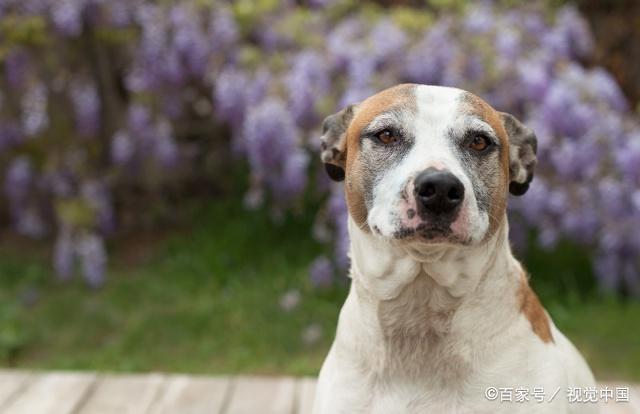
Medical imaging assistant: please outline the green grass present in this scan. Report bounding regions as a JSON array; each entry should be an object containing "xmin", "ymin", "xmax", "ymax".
[
  {"xmin": 0, "ymin": 198, "xmax": 346, "ymax": 375},
  {"xmin": 548, "ymin": 299, "xmax": 640, "ymax": 381},
  {"xmin": 0, "ymin": 197, "xmax": 638, "ymax": 380},
  {"xmin": 521, "ymin": 240, "xmax": 640, "ymax": 380}
]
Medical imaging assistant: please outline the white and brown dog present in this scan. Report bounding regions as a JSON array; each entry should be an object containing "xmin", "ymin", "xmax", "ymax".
[{"xmin": 313, "ymin": 84, "xmax": 596, "ymax": 414}]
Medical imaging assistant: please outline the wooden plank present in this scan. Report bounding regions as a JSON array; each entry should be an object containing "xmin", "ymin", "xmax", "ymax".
[
  {"xmin": 149, "ymin": 375, "xmax": 230, "ymax": 414},
  {"xmin": 599, "ymin": 401, "xmax": 637, "ymax": 414},
  {"xmin": 597, "ymin": 383, "xmax": 639, "ymax": 414},
  {"xmin": 296, "ymin": 377, "xmax": 316, "ymax": 414},
  {"xmin": 225, "ymin": 376, "xmax": 296, "ymax": 414},
  {"xmin": 76, "ymin": 373, "xmax": 165, "ymax": 414},
  {"xmin": 630, "ymin": 385, "xmax": 640, "ymax": 413},
  {"xmin": 0, "ymin": 370, "xmax": 30, "ymax": 409},
  {"xmin": 3, "ymin": 371, "xmax": 96, "ymax": 414},
  {"xmin": 0, "ymin": 370, "xmax": 634, "ymax": 414}
]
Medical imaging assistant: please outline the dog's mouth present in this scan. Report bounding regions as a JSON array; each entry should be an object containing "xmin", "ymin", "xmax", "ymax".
[
  {"xmin": 368, "ymin": 196, "xmax": 475, "ymax": 245},
  {"xmin": 391, "ymin": 223, "xmax": 469, "ymax": 245}
]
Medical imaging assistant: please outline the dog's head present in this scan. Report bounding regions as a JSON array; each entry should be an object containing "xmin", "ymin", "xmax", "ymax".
[{"xmin": 320, "ymin": 84, "xmax": 537, "ymax": 247}]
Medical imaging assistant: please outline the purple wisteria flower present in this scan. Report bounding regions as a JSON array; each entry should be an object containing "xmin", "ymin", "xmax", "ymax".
[
  {"xmin": 615, "ymin": 133, "xmax": 640, "ymax": 183},
  {"xmin": 6, "ymin": 164, "xmax": 51, "ymax": 236},
  {"xmin": 151, "ymin": 119, "xmax": 179, "ymax": 168},
  {"xmin": 243, "ymin": 98, "xmax": 307, "ymax": 204},
  {"xmin": 404, "ymin": 20, "xmax": 458, "ymax": 86},
  {"xmin": 214, "ymin": 67, "xmax": 250, "ymax": 128},
  {"xmin": 309, "ymin": 256, "xmax": 333, "ymax": 288},
  {"xmin": 70, "ymin": 80, "xmax": 100, "ymax": 137},
  {"xmin": 587, "ymin": 68, "xmax": 628, "ymax": 112},
  {"xmin": 76, "ymin": 232, "xmax": 107, "ymax": 288},
  {"xmin": 370, "ymin": 18, "xmax": 407, "ymax": 65},
  {"xmin": 210, "ymin": 7, "xmax": 238, "ymax": 53},
  {"xmin": 81, "ymin": 179, "xmax": 115, "ymax": 234},
  {"xmin": 21, "ymin": 82, "xmax": 48, "ymax": 136},
  {"xmin": 106, "ymin": 0, "xmax": 136, "ymax": 27},
  {"xmin": 464, "ymin": 2, "xmax": 494, "ymax": 34},
  {"xmin": 286, "ymin": 51, "xmax": 331, "ymax": 126},
  {"xmin": 4, "ymin": 49, "xmax": 30, "ymax": 89},
  {"xmin": 15, "ymin": 207, "xmax": 46, "ymax": 238},
  {"xmin": 327, "ymin": 18, "xmax": 365, "ymax": 70},
  {"xmin": 54, "ymin": 227, "xmax": 75, "ymax": 280},
  {"xmin": 517, "ymin": 58, "xmax": 550, "ymax": 102},
  {"xmin": 555, "ymin": 5, "xmax": 593, "ymax": 59},
  {"xmin": 4, "ymin": 156, "xmax": 32, "ymax": 210},
  {"xmin": 1, "ymin": 1, "xmax": 638, "ymax": 294},
  {"xmin": 170, "ymin": 4, "xmax": 210, "ymax": 77},
  {"xmin": 111, "ymin": 130, "xmax": 136, "ymax": 165},
  {"xmin": 51, "ymin": 0, "xmax": 85, "ymax": 36},
  {"xmin": 0, "ymin": 122, "xmax": 23, "ymax": 154}
]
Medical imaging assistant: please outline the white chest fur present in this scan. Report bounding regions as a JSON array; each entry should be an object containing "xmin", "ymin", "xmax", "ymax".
[{"xmin": 313, "ymin": 217, "xmax": 596, "ymax": 414}]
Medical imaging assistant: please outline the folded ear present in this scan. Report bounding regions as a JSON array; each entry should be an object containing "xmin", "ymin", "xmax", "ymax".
[
  {"xmin": 501, "ymin": 112, "xmax": 538, "ymax": 196},
  {"xmin": 320, "ymin": 104, "xmax": 357, "ymax": 181}
]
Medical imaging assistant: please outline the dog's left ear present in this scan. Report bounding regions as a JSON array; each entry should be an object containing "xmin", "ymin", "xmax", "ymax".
[
  {"xmin": 319, "ymin": 104, "xmax": 358, "ymax": 182},
  {"xmin": 500, "ymin": 112, "xmax": 538, "ymax": 196}
]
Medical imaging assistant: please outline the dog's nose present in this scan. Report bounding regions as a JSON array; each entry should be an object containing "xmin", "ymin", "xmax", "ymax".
[{"xmin": 414, "ymin": 169, "xmax": 464, "ymax": 215}]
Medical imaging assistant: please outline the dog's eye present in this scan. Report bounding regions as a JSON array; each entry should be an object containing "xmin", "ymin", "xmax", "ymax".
[
  {"xmin": 376, "ymin": 129, "xmax": 400, "ymax": 145},
  {"xmin": 469, "ymin": 134, "xmax": 491, "ymax": 152}
]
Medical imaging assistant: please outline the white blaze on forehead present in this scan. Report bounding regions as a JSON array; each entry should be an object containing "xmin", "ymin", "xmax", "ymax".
[
  {"xmin": 412, "ymin": 85, "xmax": 465, "ymax": 171},
  {"xmin": 414, "ymin": 85, "xmax": 464, "ymax": 133},
  {"xmin": 413, "ymin": 85, "xmax": 500, "ymax": 150}
]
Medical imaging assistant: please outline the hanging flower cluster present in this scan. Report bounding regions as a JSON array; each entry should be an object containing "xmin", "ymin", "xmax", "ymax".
[{"xmin": 0, "ymin": 1, "xmax": 638, "ymax": 294}]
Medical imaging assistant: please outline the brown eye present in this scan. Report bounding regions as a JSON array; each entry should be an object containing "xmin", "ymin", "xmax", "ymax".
[
  {"xmin": 377, "ymin": 129, "xmax": 399, "ymax": 145},
  {"xmin": 469, "ymin": 134, "xmax": 491, "ymax": 152}
]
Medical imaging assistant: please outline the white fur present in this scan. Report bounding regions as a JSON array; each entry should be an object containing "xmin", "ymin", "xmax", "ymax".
[
  {"xmin": 313, "ymin": 85, "xmax": 596, "ymax": 414},
  {"xmin": 314, "ymin": 219, "xmax": 596, "ymax": 414}
]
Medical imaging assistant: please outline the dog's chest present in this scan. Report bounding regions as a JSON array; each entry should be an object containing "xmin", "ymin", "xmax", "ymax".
[
  {"xmin": 338, "ymin": 371, "xmax": 563, "ymax": 414},
  {"xmin": 366, "ymin": 385, "xmax": 482, "ymax": 414},
  {"xmin": 373, "ymin": 275, "xmax": 474, "ymax": 376},
  {"xmin": 377, "ymin": 274, "xmax": 459, "ymax": 335}
]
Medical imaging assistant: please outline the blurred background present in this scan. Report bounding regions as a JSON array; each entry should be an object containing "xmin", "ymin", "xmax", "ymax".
[{"xmin": 0, "ymin": 0, "xmax": 638, "ymax": 381}]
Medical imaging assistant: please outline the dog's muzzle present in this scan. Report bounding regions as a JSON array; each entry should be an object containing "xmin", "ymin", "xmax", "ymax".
[{"xmin": 414, "ymin": 168, "xmax": 464, "ymax": 218}]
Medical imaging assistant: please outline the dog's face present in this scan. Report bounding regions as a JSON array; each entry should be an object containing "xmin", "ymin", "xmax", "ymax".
[{"xmin": 321, "ymin": 84, "xmax": 537, "ymax": 247}]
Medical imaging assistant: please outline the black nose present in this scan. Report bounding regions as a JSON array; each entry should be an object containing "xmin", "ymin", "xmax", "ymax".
[{"xmin": 414, "ymin": 169, "xmax": 465, "ymax": 215}]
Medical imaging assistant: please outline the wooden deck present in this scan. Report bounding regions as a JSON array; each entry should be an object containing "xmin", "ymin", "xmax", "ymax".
[{"xmin": 0, "ymin": 370, "xmax": 637, "ymax": 413}]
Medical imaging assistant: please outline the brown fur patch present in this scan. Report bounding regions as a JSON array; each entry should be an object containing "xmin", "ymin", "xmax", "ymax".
[
  {"xmin": 461, "ymin": 93, "xmax": 511, "ymax": 238},
  {"xmin": 343, "ymin": 84, "xmax": 417, "ymax": 229},
  {"xmin": 517, "ymin": 272, "xmax": 554, "ymax": 343}
]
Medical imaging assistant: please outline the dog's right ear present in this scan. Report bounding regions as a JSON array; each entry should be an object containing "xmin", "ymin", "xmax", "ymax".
[{"xmin": 320, "ymin": 104, "xmax": 357, "ymax": 182}]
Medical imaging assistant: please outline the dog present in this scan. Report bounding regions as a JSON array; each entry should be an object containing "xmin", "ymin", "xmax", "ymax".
[{"xmin": 313, "ymin": 84, "xmax": 596, "ymax": 414}]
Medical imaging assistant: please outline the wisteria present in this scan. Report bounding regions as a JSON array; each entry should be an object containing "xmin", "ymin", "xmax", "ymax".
[
  {"xmin": 69, "ymin": 80, "xmax": 101, "ymax": 137},
  {"xmin": 0, "ymin": 0, "xmax": 638, "ymax": 294}
]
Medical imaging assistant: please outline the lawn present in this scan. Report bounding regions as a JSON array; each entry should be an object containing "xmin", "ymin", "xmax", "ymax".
[{"xmin": 0, "ymin": 196, "xmax": 638, "ymax": 380}]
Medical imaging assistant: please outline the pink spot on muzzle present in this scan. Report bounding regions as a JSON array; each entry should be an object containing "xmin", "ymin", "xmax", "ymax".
[
  {"xmin": 450, "ymin": 199, "xmax": 471, "ymax": 239},
  {"xmin": 426, "ymin": 161, "xmax": 447, "ymax": 171}
]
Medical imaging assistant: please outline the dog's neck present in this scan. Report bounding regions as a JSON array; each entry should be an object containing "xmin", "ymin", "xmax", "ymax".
[
  {"xmin": 348, "ymin": 215, "xmax": 521, "ymax": 301},
  {"xmin": 342, "ymin": 216, "xmax": 525, "ymax": 378}
]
